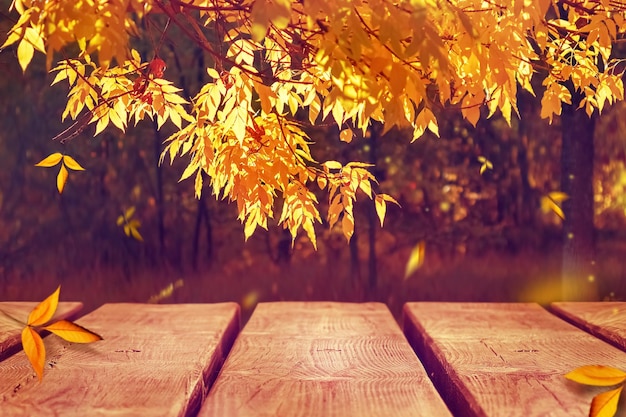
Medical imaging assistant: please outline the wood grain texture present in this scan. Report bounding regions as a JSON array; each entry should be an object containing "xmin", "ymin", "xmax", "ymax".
[
  {"xmin": 550, "ymin": 302, "xmax": 626, "ymax": 351},
  {"xmin": 0, "ymin": 302, "xmax": 83, "ymax": 361},
  {"xmin": 199, "ymin": 301, "xmax": 452, "ymax": 417},
  {"xmin": 403, "ymin": 302, "xmax": 626, "ymax": 417},
  {"xmin": 0, "ymin": 303, "xmax": 240, "ymax": 417}
]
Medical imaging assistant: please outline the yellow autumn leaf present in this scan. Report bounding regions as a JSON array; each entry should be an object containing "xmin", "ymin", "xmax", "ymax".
[
  {"xmin": 339, "ymin": 128, "xmax": 353, "ymax": 143},
  {"xmin": 478, "ymin": 156, "xmax": 493, "ymax": 175},
  {"xmin": 375, "ymin": 195, "xmax": 387, "ymax": 227},
  {"xmin": 590, "ymin": 386, "xmax": 623, "ymax": 417},
  {"xmin": 35, "ymin": 153, "xmax": 63, "ymax": 168},
  {"xmin": 147, "ymin": 279, "xmax": 184, "ymax": 303},
  {"xmin": 405, "ymin": 241, "xmax": 426, "ymax": 279},
  {"xmin": 323, "ymin": 160, "xmax": 343, "ymax": 170},
  {"xmin": 24, "ymin": 27, "xmax": 45, "ymax": 53},
  {"xmin": 62, "ymin": 155, "xmax": 85, "ymax": 171},
  {"xmin": 57, "ymin": 164, "xmax": 69, "ymax": 194},
  {"xmin": 27, "ymin": 286, "xmax": 60, "ymax": 326},
  {"xmin": 43, "ymin": 320, "xmax": 103, "ymax": 343},
  {"xmin": 17, "ymin": 39, "xmax": 34, "ymax": 72},
  {"xmin": 21, "ymin": 326, "xmax": 45, "ymax": 381},
  {"xmin": 129, "ymin": 225, "xmax": 144, "ymax": 242},
  {"xmin": 342, "ymin": 214, "xmax": 354, "ymax": 241},
  {"xmin": 123, "ymin": 206, "xmax": 136, "ymax": 220},
  {"xmin": 207, "ymin": 67, "xmax": 220, "ymax": 79},
  {"xmin": 565, "ymin": 366, "xmax": 626, "ymax": 386},
  {"xmin": 547, "ymin": 191, "xmax": 569, "ymax": 203},
  {"xmin": 540, "ymin": 192, "xmax": 568, "ymax": 220}
]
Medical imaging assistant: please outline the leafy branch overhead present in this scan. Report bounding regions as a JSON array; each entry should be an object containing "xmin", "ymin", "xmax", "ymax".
[
  {"xmin": 0, "ymin": 286, "xmax": 102, "ymax": 381},
  {"xmin": 5, "ymin": 0, "xmax": 626, "ymax": 244}
]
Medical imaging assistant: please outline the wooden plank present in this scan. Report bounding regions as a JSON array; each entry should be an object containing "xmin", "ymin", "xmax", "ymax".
[
  {"xmin": 550, "ymin": 302, "xmax": 626, "ymax": 351},
  {"xmin": 199, "ymin": 302, "xmax": 452, "ymax": 417},
  {"xmin": 403, "ymin": 302, "xmax": 626, "ymax": 417},
  {"xmin": 0, "ymin": 302, "xmax": 83, "ymax": 362},
  {"xmin": 0, "ymin": 302, "xmax": 240, "ymax": 417}
]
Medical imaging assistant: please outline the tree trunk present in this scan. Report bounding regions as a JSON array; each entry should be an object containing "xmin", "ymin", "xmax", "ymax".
[
  {"xmin": 560, "ymin": 99, "xmax": 598, "ymax": 301},
  {"xmin": 367, "ymin": 124, "xmax": 381, "ymax": 292},
  {"xmin": 153, "ymin": 123, "xmax": 166, "ymax": 258}
]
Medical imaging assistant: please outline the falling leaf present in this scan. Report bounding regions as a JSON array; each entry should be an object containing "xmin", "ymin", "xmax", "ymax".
[
  {"xmin": 27, "ymin": 286, "xmax": 60, "ymax": 327},
  {"xmin": 242, "ymin": 291, "xmax": 259, "ymax": 310},
  {"xmin": 478, "ymin": 156, "xmax": 493, "ymax": 175},
  {"xmin": 43, "ymin": 320, "xmax": 102, "ymax": 343},
  {"xmin": 147, "ymin": 279, "xmax": 184, "ymax": 303},
  {"xmin": 590, "ymin": 385, "xmax": 623, "ymax": 417},
  {"xmin": 35, "ymin": 153, "xmax": 63, "ymax": 168},
  {"xmin": 129, "ymin": 225, "xmax": 143, "ymax": 242},
  {"xmin": 62, "ymin": 155, "xmax": 85, "ymax": 171},
  {"xmin": 56, "ymin": 164, "xmax": 69, "ymax": 193},
  {"xmin": 547, "ymin": 191, "xmax": 569, "ymax": 203},
  {"xmin": 339, "ymin": 127, "xmax": 353, "ymax": 143},
  {"xmin": 541, "ymin": 191, "xmax": 569, "ymax": 220},
  {"xmin": 118, "ymin": 207, "xmax": 143, "ymax": 241},
  {"xmin": 404, "ymin": 241, "xmax": 426, "ymax": 279},
  {"xmin": 565, "ymin": 366, "xmax": 626, "ymax": 386},
  {"xmin": 21, "ymin": 326, "xmax": 45, "ymax": 381}
]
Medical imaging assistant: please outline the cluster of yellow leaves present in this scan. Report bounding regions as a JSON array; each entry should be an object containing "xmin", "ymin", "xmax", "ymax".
[
  {"xmin": 2, "ymin": 0, "xmax": 147, "ymax": 69},
  {"xmin": 0, "ymin": 286, "xmax": 102, "ymax": 381},
  {"xmin": 478, "ymin": 156, "xmax": 493, "ymax": 175},
  {"xmin": 116, "ymin": 206, "xmax": 143, "ymax": 241},
  {"xmin": 6, "ymin": 0, "xmax": 626, "ymax": 242},
  {"xmin": 34, "ymin": 153, "xmax": 85, "ymax": 193},
  {"xmin": 541, "ymin": 191, "xmax": 569, "ymax": 220},
  {"xmin": 566, "ymin": 365, "xmax": 626, "ymax": 417},
  {"xmin": 51, "ymin": 50, "xmax": 191, "ymax": 138}
]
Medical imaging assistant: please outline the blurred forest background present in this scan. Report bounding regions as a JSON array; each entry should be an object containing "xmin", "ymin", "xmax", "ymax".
[{"xmin": 3, "ymin": 10, "xmax": 626, "ymax": 320}]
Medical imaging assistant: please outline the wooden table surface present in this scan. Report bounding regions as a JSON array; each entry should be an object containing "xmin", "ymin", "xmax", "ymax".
[{"xmin": 1, "ymin": 301, "xmax": 626, "ymax": 416}]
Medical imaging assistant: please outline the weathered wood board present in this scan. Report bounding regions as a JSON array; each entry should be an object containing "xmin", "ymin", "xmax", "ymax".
[
  {"xmin": 403, "ymin": 302, "xmax": 626, "ymax": 417},
  {"xmin": 0, "ymin": 303, "xmax": 240, "ymax": 417},
  {"xmin": 551, "ymin": 302, "xmax": 626, "ymax": 351},
  {"xmin": 0, "ymin": 301, "xmax": 83, "ymax": 361},
  {"xmin": 199, "ymin": 302, "xmax": 452, "ymax": 417}
]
